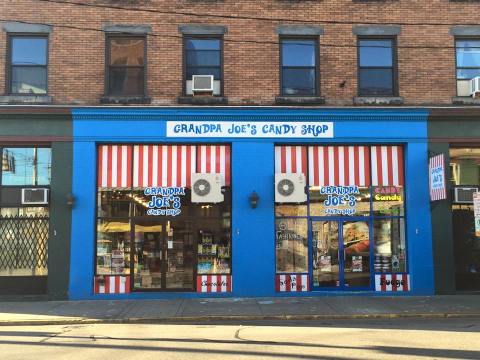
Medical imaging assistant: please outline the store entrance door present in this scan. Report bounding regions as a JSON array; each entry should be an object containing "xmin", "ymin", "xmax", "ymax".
[
  {"xmin": 312, "ymin": 219, "xmax": 371, "ymax": 290},
  {"xmin": 133, "ymin": 218, "xmax": 194, "ymax": 291}
]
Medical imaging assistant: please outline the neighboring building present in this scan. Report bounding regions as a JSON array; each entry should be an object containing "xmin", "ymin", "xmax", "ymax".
[{"xmin": 0, "ymin": 1, "xmax": 479, "ymax": 297}]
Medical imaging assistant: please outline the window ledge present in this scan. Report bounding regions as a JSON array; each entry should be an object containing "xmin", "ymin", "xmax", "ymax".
[
  {"xmin": 275, "ymin": 96, "xmax": 326, "ymax": 106},
  {"xmin": 100, "ymin": 96, "xmax": 151, "ymax": 105},
  {"xmin": 452, "ymin": 96, "xmax": 480, "ymax": 105},
  {"xmin": 0, "ymin": 95, "xmax": 52, "ymax": 105},
  {"xmin": 177, "ymin": 96, "xmax": 228, "ymax": 105},
  {"xmin": 353, "ymin": 96, "xmax": 404, "ymax": 106}
]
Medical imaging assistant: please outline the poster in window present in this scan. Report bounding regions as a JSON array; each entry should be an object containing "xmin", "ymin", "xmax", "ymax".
[
  {"xmin": 352, "ymin": 256, "xmax": 363, "ymax": 272},
  {"xmin": 319, "ymin": 255, "xmax": 332, "ymax": 272}
]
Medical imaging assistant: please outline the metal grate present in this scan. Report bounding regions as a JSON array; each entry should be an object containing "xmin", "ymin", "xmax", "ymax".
[{"xmin": 0, "ymin": 215, "xmax": 48, "ymax": 275}]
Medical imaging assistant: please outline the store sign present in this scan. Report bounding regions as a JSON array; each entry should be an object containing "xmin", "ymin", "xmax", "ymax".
[
  {"xmin": 166, "ymin": 121, "xmax": 333, "ymax": 138},
  {"xmin": 429, "ymin": 154, "xmax": 447, "ymax": 201},
  {"xmin": 321, "ymin": 186, "xmax": 359, "ymax": 215},
  {"xmin": 473, "ymin": 192, "xmax": 480, "ymax": 237},
  {"xmin": 374, "ymin": 187, "xmax": 402, "ymax": 201},
  {"xmin": 144, "ymin": 187, "xmax": 185, "ymax": 216}
]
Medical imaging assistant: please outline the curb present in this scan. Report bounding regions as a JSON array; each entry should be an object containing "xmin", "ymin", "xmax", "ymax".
[{"xmin": 1, "ymin": 313, "xmax": 480, "ymax": 326}]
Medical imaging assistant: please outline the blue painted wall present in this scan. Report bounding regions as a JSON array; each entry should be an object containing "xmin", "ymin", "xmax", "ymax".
[{"xmin": 70, "ymin": 107, "xmax": 433, "ymax": 299}]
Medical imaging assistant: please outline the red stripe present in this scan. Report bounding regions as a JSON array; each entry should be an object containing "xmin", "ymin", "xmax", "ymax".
[
  {"xmin": 176, "ymin": 146, "xmax": 182, "ymax": 187},
  {"xmin": 98, "ymin": 146, "xmax": 103, "ymax": 187},
  {"xmin": 146, "ymin": 145, "xmax": 152, "ymax": 187},
  {"xmin": 292, "ymin": 147, "xmax": 298, "ymax": 173},
  {"xmin": 344, "ymin": 146, "xmax": 350, "ymax": 186},
  {"xmin": 215, "ymin": 145, "xmax": 221, "ymax": 173},
  {"xmin": 364, "ymin": 146, "xmax": 371, "ymax": 186},
  {"xmin": 106, "ymin": 145, "xmax": 113, "ymax": 187},
  {"xmin": 376, "ymin": 146, "xmax": 384, "ymax": 186},
  {"xmin": 206, "ymin": 275, "xmax": 212, "ymax": 293},
  {"xmin": 225, "ymin": 146, "xmax": 231, "ymax": 186},
  {"xmin": 157, "ymin": 146, "xmax": 163, "ymax": 187},
  {"xmin": 275, "ymin": 275, "xmax": 280, "ymax": 292},
  {"xmin": 297, "ymin": 274, "xmax": 302, "ymax": 291},
  {"xmin": 381, "ymin": 274, "xmax": 386, "ymax": 292},
  {"xmin": 196, "ymin": 146, "xmax": 202, "ymax": 173},
  {"xmin": 301, "ymin": 147, "xmax": 307, "ymax": 177},
  {"xmin": 125, "ymin": 276, "xmax": 130, "ymax": 293},
  {"xmin": 126, "ymin": 146, "xmax": 131, "ymax": 187},
  {"xmin": 196, "ymin": 276, "xmax": 203, "ymax": 292},
  {"xmin": 138, "ymin": 146, "xmax": 144, "ymax": 187},
  {"xmin": 387, "ymin": 146, "xmax": 393, "ymax": 186},
  {"xmin": 186, "ymin": 146, "xmax": 192, "ymax": 187},
  {"xmin": 313, "ymin": 147, "xmax": 319, "ymax": 186},
  {"xmin": 398, "ymin": 146, "xmax": 404, "ymax": 186},
  {"xmin": 323, "ymin": 147, "xmax": 329, "ymax": 186},
  {"xmin": 167, "ymin": 146, "xmax": 172, "ymax": 187},
  {"xmin": 205, "ymin": 146, "xmax": 211, "ymax": 173},
  {"xmin": 216, "ymin": 275, "xmax": 222, "ymax": 293},
  {"xmin": 333, "ymin": 146, "xmax": 339, "ymax": 185},
  {"xmin": 226, "ymin": 275, "xmax": 232, "ymax": 292},
  {"xmin": 392, "ymin": 274, "xmax": 397, "ymax": 292},
  {"xmin": 403, "ymin": 274, "xmax": 409, "ymax": 291},
  {"xmin": 354, "ymin": 146, "xmax": 360, "ymax": 186},
  {"xmin": 281, "ymin": 146, "xmax": 287, "ymax": 173},
  {"xmin": 115, "ymin": 276, "xmax": 121, "ymax": 294},
  {"xmin": 104, "ymin": 276, "xmax": 110, "ymax": 294},
  {"xmin": 94, "ymin": 277, "xmax": 100, "ymax": 294}
]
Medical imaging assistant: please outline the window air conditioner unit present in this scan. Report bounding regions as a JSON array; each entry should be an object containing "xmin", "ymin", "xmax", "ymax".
[
  {"xmin": 453, "ymin": 186, "xmax": 478, "ymax": 204},
  {"xmin": 191, "ymin": 173, "xmax": 224, "ymax": 203},
  {"xmin": 275, "ymin": 173, "xmax": 307, "ymax": 203},
  {"xmin": 192, "ymin": 75, "xmax": 214, "ymax": 93},
  {"xmin": 470, "ymin": 77, "xmax": 480, "ymax": 98},
  {"xmin": 21, "ymin": 188, "xmax": 49, "ymax": 205}
]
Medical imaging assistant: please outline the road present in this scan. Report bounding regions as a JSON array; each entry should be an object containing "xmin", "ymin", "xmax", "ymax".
[{"xmin": 0, "ymin": 318, "xmax": 479, "ymax": 359}]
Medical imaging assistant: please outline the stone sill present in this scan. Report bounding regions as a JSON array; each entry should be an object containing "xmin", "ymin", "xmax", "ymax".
[
  {"xmin": 177, "ymin": 96, "xmax": 228, "ymax": 105},
  {"xmin": 452, "ymin": 97, "xmax": 480, "ymax": 105},
  {"xmin": 0, "ymin": 95, "xmax": 53, "ymax": 105},
  {"xmin": 353, "ymin": 96, "xmax": 404, "ymax": 106},
  {"xmin": 275, "ymin": 96, "xmax": 326, "ymax": 106},
  {"xmin": 100, "ymin": 96, "xmax": 151, "ymax": 105}
]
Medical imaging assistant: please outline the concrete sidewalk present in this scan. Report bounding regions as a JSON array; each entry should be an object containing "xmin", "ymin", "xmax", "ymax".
[{"xmin": 0, "ymin": 295, "xmax": 479, "ymax": 326}]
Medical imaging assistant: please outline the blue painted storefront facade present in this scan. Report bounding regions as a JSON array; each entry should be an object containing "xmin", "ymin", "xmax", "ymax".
[{"xmin": 70, "ymin": 108, "xmax": 433, "ymax": 300}]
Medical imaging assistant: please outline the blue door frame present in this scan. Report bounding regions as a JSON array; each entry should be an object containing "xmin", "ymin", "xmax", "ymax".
[{"xmin": 309, "ymin": 216, "xmax": 374, "ymax": 291}]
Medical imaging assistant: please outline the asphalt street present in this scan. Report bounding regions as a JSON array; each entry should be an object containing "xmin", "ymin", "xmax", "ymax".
[{"xmin": 0, "ymin": 318, "xmax": 479, "ymax": 360}]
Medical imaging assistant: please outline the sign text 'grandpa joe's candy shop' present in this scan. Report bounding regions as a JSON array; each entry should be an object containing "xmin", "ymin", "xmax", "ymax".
[
  {"xmin": 145, "ymin": 187, "xmax": 185, "ymax": 216},
  {"xmin": 166, "ymin": 121, "xmax": 333, "ymax": 138},
  {"xmin": 321, "ymin": 186, "xmax": 359, "ymax": 215}
]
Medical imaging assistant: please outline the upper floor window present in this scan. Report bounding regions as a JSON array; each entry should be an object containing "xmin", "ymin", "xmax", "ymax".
[
  {"xmin": 106, "ymin": 36, "xmax": 146, "ymax": 96},
  {"xmin": 8, "ymin": 36, "xmax": 48, "ymax": 95},
  {"xmin": 184, "ymin": 37, "xmax": 222, "ymax": 96},
  {"xmin": 280, "ymin": 38, "xmax": 318, "ymax": 96},
  {"xmin": 358, "ymin": 38, "xmax": 396, "ymax": 96},
  {"xmin": 1, "ymin": 147, "xmax": 51, "ymax": 186},
  {"xmin": 455, "ymin": 39, "xmax": 480, "ymax": 96}
]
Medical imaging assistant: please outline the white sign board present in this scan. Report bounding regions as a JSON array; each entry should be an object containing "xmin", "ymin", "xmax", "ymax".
[
  {"xmin": 429, "ymin": 154, "xmax": 447, "ymax": 201},
  {"xmin": 473, "ymin": 192, "xmax": 480, "ymax": 237},
  {"xmin": 166, "ymin": 121, "xmax": 333, "ymax": 138}
]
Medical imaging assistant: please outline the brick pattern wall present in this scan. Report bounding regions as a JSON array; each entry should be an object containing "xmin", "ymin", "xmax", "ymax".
[{"xmin": 0, "ymin": 0, "xmax": 475, "ymax": 106}]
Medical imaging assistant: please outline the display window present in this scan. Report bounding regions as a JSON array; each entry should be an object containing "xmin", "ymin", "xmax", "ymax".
[
  {"xmin": 275, "ymin": 144, "xmax": 407, "ymax": 291},
  {"xmin": 95, "ymin": 144, "xmax": 231, "ymax": 292}
]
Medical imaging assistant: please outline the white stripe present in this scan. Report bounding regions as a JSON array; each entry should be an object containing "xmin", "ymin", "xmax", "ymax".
[
  {"xmin": 201, "ymin": 146, "xmax": 207, "ymax": 173},
  {"xmin": 221, "ymin": 275, "xmax": 227, "ymax": 292},
  {"xmin": 219, "ymin": 146, "xmax": 225, "ymax": 186},
  {"xmin": 119, "ymin": 277, "xmax": 126, "ymax": 293},
  {"xmin": 375, "ymin": 275, "xmax": 381, "ymax": 291},
  {"xmin": 181, "ymin": 146, "xmax": 187, "ymax": 187},
  {"xmin": 109, "ymin": 277, "xmax": 116, "ymax": 294},
  {"xmin": 211, "ymin": 276, "xmax": 218, "ymax": 293},
  {"xmin": 121, "ymin": 146, "xmax": 128, "ymax": 187},
  {"xmin": 161, "ymin": 146, "xmax": 168, "ymax": 187},
  {"xmin": 210, "ymin": 145, "xmax": 216, "ymax": 175},
  {"xmin": 142, "ymin": 145, "xmax": 149, "ymax": 187},
  {"xmin": 290, "ymin": 274, "xmax": 297, "ymax": 292},
  {"xmin": 328, "ymin": 147, "xmax": 335, "ymax": 185},
  {"xmin": 338, "ymin": 146, "xmax": 345, "ymax": 185},
  {"xmin": 202, "ymin": 275, "xmax": 207, "ymax": 293},
  {"xmin": 285, "ymin": 146, "xmax": 292, "ymax": 173},
  {"xmin": 348, "ymin": 146, "xmax": 355, "ymax": 186},
  {"xmin": 275, "ymin": 147, "xmax": 282, "ymax": 173},
  {"xmin": 111, "ymin": 146, "xmax": 118, "ymax": 187},
  {"xmin": 358, "ymin": 146, "xmax": 365, "ymax": 186},
  {"xmin": 371, "ymin": 146, "xmax": 378, "ymax": 186},
  {"xmin": 191, "ymin": 146, "xmax": 197, "ymax": 184},
  {"xmin": 318, "ymin": 147, "xmax": 325, "ymax": 186},
  {"xmin": 381, "ymin": 146, "xmax": 389, "ymax": 186},
  {"xmin": 171, "ymin": 145, "xmax": 178, "ymax": 186},
  {"xmin": 296, "ymin": 146, "xmax": 303, "ymax": 174},
  {"xmin": 392, "ymin": 146, "xmax": 399, "ymax": 186},
  {"xmin": 152, "ymin": 145, "xmax": 159, "ymax": 187},
  {"xmin": 101, "ymin": 146, "xmax": 108, "ymax": 188},
  {"xmin": 308, "ymin": 147, "xmax": 314, "ymax": 185},
  {"xmin": 99, "ymin": 284, "xmax": 105, "ymax": 294},
  {"xmin": 385, "ymin": 274, "xmax": 392, "ymax": 291},
  {"xmin": 280, "ymin": 275, "xmax": 286, "ymax": 292},
  {"xmin": 133, "ymin": 146, "xmax": 139, "ymax": 187}
]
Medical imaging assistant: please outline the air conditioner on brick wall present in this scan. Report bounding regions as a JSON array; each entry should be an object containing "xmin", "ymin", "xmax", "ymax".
[{"xmin": 192, "ymin": 75, "xmax": 214, "ymax": 93}]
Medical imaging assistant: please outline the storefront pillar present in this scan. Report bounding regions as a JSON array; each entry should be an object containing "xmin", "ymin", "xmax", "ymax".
[
  {"xmin": 231, "ymin": 142, "xmax": 275, "ymax": 297},
  {"xmin": 405, "ymin": 142, "xmax": 435, "ymax": 295},
  {"xmin": 69, "ymin": 141, "xmax": 96, "ymax": 299}
]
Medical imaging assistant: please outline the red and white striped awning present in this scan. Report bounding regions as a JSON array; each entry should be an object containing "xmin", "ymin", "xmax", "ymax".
[
  {"xmin": 275, "ymin": 146, "xmax": 308, "ymax": 176},
  {"xmin": 308, "ymin": 146, "xmax": 371, "ymax": 187},
  {"xmin": 133, "ymin": 145, "xmax": 197, "ymax": 188},
  {"xmin": 371, "ymin": 145, "xmax": 404, "ymax": 186},
  {"xmin": 197, "ymin": 145, "xmax": 231, "ymax": 186},
  {"xmin": 98, "ymin": 145, "xmax": 133, "ymax": 189}
]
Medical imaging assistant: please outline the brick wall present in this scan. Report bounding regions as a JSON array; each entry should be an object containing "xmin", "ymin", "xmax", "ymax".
[{"xmin": 0, "ymin": 0, "xmax": 476, "ymax": 106}]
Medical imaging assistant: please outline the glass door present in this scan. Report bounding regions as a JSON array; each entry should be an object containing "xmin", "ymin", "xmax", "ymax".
[{"xmin": 312, "ymin": 219, "xmax": 371, "ymax": 290}]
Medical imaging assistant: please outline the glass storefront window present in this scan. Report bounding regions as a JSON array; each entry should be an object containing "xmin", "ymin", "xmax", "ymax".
[
  {"xmin": 275, "ymin": 218, "xmax": 308, "ymax": 273},
  {"xmin": 96, "ymin": 219, "xmax": 130, "ymax": 275},
  {"xmin": 1, "ymin": 147, "xmax": 51, "ymax": 185},
  {"xmin": 97, "ymin": 190, "xmax": 131, "ymax": 218},
  {"xmin": 373, "ymin": 218, "xmax": 406, "ymax": 273},
  {"xmin": 372, "ymin": 186, "xmax": 404, "ymax": 216},
  {"xmin": 275, "ymin": 204, "xmax": 307, "ymax": 217},
  {"xmin": 309, "ymin": 187, "xmax": 370, "ymax": 217}
]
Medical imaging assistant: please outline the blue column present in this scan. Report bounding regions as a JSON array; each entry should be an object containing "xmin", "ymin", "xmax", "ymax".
[
  {"xmin": 69, "ymin": 141, "xmax": 96, "ymax": 299},
  {"xmin": 231, "ymin": 142, "xmax": 275, "ymax": 297},
  {"xmin": 405, "ymin": 141, "xmax": 435, "ymax": 295}
]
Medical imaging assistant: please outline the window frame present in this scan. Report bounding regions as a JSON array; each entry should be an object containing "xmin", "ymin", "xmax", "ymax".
[
  {"xmin": 182, "ymin": 35, "xmax": 224, "ymax": 96},
  {"xmin": 357, "ymin": 36, "xmax": 398, "ymax": 97},
  {"xmin": 104, "ymin": 34, "xmax": 147, "ymax": 97},
  {"xmin": 279, "ymin": 36, "xmax": 320, "ymax": 97},
  {"xmin": 6, "ymin": 34, "xmax": 49, "ymax": 96},
  {"xmin": 454, "ymin": 37, "xmax": 480, "ymax": 97}
]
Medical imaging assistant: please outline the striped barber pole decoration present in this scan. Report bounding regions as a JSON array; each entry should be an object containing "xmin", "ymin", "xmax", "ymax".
[
  {"xmin": 94, "ymin": 276, "xmax": 131, "ymax": 294},
  {"xmin": 375, "ymin": 274, "xmax": 410, "ymax": 292},
  {"xmin": 275, "ymin": 274, "xmax": 309, "ymax": 292},
  {"xmin": 275, "ymin": 146, "xmax": 308, "ymax": 176},
  {"xmin": 371, "ymin": 145, "xmax": 404, "ymax": 186},
  {"xmin": 197, "ymin": 275, "xmax": 232, "ymax": 293},
  {"xmin": 197, "ymin": 145, "xmax": 231, "ymax": 186},
  {"xmin": 133, "ymin": 145, "xmax": 197, "ymax": 188},
  {"xmin": 308, "ymin": 146, "xmax": 370, "ymax": 186},
  {"xmin": 429, "ymin": 154, "xmax": 447, "ymax": 201},
  {"xmin": 98, "ymin": 145, "xmax": 133, "ymax": 188}
]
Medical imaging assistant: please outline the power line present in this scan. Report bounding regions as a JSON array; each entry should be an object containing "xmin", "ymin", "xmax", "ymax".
[
  {"xmin": 0, "ymin": 19, "xmax": 462, "ymax": 50},
  {"xmin": 34, "ymin": 0, "xmax": 480, "ymax": 27}
]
